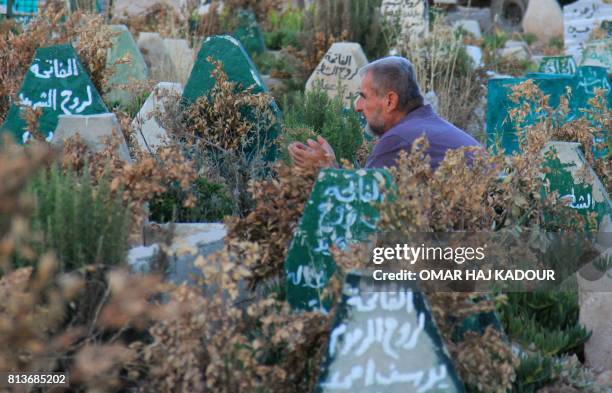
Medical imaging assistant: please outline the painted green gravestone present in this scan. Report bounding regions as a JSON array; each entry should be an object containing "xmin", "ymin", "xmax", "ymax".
[
  {"xmin": 106, "ymin": 25, "xmax": 149, "ymax": 107},
  {"xmin": 542, "ymin": 141, "xmax": 611, "ymax": 231},
  {"xmin": 316, "ymin": 272, "xmax": 465, "ymax": 393},
  {"xmin": 232, "ymin": 8, "xmax": 266, "ymax": 57},
  {"xmin": 284, "ymin": 169, "xmax": 394, "ymax": 312},
  {"xmin": 182, "ymin": 35, "xmax": 280, "ymax": 162},
  {"xmin": 1, "ymin": 44, "xmax": 107, "ymax": 143},
  {"xmin": 539, "ymin": 55, "xmax": 577, "ymax": 74},
  {"xmin": 486, "ymin": 66, "xmax": 610, "ymax": 155}
]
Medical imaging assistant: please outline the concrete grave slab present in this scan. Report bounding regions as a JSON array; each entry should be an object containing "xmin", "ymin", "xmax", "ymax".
[
  {"xmin": 138, "ymin": 32, "xmax": 177, "ymax": 82},
  {"xmin": 132, "ymin": 82, "xmax": 183, "ymax": 152},
  {"xmin": 52, "ymin": 113, "xmax": 132, "ymax": 162},
  {"xmin": 163, "ymin": 38, "xmax": 194, "ymax": 84}
]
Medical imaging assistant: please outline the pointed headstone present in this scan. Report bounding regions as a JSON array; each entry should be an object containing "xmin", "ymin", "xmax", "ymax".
[
  {"xmin": 106, "ymin": 25, "xmax": 149, "ymax": 107},
  {"xmin": 539, "ymin": 56, "xmax": 578, "ymax": 74},
  {"xmin": 52, "ymin": 113, "xmax": 132, "ymax": 162},
  {"xmin": 138, "ymin": 32, "xmax": 177, "ymax": 82},
  {"xmin": 542, "ymin": 141, "xmax": 611, "ymax": 231},
  {"xmin": 232, "ymin": 8, "xmax": 266, "ymax": 57},
  {"xmin": 316, "ymin": 272, "xmax": 465, "ymax": 393},
  {"xmin": 285, "ymin": 168, "xmax": 394, "ymax": 312},
  {"xmin": 163, "ymin": 38, "xmax": 195, "ymax": 84},
  {"xmin": 1, "ymin": 44, "xmax": 107, "ymax": 143},
  {"xmin": 305, "ymin": 42, "xmax": 368, "ymax": 107},
  {"xmin": 564, "ymin": 0, "xmax": 612, "ymax": 61},
  {"xmin": 522, "ymin": 0, "xmax": 563, "ymax": 44},
  {"xmin": 132, "ymin": 82, "xmax": 183, "ymax": 153},
  {"xmin": 381, "ymin": 0, "xmax": 428, "ymax": 42},
  {"xmin": 580, "ymin": 39, "xmax": 612, "ymax": 70},
  {"xmin": 183, "ymin": 35, "xmax": 280, "ymax": 160}
]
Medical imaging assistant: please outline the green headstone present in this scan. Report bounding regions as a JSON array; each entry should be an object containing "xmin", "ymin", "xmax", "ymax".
[
  {"xmin": 542, "ymin": 141, "xmax": 611, "ymax": 230},
  {"xmin": 183, "ymin": 35, "xmax": 280, "ymax": 161},
  {"xmin": 1, "ymin": 44, "xmax": 108, "ymax": 143},
  {"xmin": 539, "ymin": 56, "xmax": 577, "ymax": 74},
  {"xmin": 316, "ymin": 272, "xmax": 465, "ymax": 393},
  {"xmin": 285, "ymin": 168, "xmax": 394, "ymax": 312},
  {"xmin": 580, "ymin": 39, "xmax": 612, "ymax": 70},
  {"xmin": 106, "ymin": 25, "xmax": 149, "ymax": 107},
  {"xmin": 232, "ymin": 8, "xmax": 266, "ymax": 57},
  {"xmin": 486, "ymin": 66, "xmax": 611, "ymax": 155}
]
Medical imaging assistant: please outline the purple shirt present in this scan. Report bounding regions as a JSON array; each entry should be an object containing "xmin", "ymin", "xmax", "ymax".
[{"xmin": 365, "ymin": 105, "xmax": 480, "ymax": 169}]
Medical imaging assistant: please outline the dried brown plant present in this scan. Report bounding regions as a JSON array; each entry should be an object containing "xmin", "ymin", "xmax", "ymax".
[{"xmin": 225, "ymin": 163, "xmax": 317, "ymax": 290}]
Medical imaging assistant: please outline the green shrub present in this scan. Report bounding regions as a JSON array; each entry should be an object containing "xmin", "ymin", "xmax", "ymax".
[
  {"xmin": 264, "ymin": 8, "xmax": 304, "ymax": 50},
  {"xmin": 500, "ymin": 291, "xmax": 591, "ymax": 391},
  {"xmin": 281, "ymin": 85, "xmax": 363, "ymax": 164},
  {"xmin": 149, "ymin": 177, "xmax": 235, "ymax": 223},
  {"xmin": 27, "ymin": 163, "xmax": 129, "ymax": 271}
]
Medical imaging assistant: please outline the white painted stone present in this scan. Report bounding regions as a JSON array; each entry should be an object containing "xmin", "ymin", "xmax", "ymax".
[
  {"xmin": 452, "ymin": 19, "xmax": 482, "ymax": 39},
  {"xmin": 132, "ymin": 82, "xmax": 183, "ymax": 153},
  {"xmin": 465, "ymin": 45, "xmax": 483, "ymax": 68},
  {"xmin": 305, "ymin": 42, "xmax": 368, "ymax": 107},
  {"xmin": 522, "ymin": 0, "xmax": 563, "ymax": 44},
  {"xmin": 381, "ymin": 0, "xmax": 428, "ymax": 42},
  {"xmin": 564, "ymin": 0, "xmax": 612, "ymax": 61},
  {"xmin": 137, "ymin": 32, "xmax": 177, "ymax": 81},
  {"xmin": 112, "ymin": 0, "xmax": 181, "ymax": 17},
  {"xmin": 52, "ymin": 113, "xmax": 132, "ymax": 162},
  {"xmin": 163, "ymin": 38, "xmax": 194, "ymax": 84}
]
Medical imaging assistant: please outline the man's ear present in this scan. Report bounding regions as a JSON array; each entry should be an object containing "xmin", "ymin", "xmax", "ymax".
[{"xmin": 385, "ymin": 91, "xmax": 400, "ymax": 113}]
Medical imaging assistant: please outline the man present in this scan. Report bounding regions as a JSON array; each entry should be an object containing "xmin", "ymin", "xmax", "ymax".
[{"xmin": 289, "ymin": 56, "xmax": 480, "ymax": 170}]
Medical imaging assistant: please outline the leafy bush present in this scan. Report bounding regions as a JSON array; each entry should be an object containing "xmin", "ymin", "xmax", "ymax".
[
  {"xmin": 156, "ymin": 59, "xmax": 278, "ymax": 217},
  {"xmin": 281, "ymin": 85, "xmax": 364, "ymax": 164},
  {"xmin": 264, "ymin": 8, "xmax": 304, "ymax": 50},
  {"xmin": 27, "ymin": 163, "xmax": 129, "ymax": 271},
  {"xmin": 149, "ymin": 177, "xmax": 235, "ymax": 223}
]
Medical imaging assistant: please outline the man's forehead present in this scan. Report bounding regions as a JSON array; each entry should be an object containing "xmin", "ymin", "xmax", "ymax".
[{"xmin": 359, "ymin": 71, "xmax": 373, "ymax": 91}]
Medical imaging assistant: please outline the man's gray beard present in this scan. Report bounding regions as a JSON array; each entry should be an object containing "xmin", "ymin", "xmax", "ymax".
[{"xmin": 365, "ymin": 122, "xmax": 385, "ymax": 138}]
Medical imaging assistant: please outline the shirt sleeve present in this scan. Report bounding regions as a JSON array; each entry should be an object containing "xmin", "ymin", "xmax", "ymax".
[{"xmin": 365, "ymin": 135, "xmax": 409, "ymax": 169}]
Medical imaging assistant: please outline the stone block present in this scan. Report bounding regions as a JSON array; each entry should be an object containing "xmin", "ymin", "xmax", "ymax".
[
  {"xmin": 138, "ymin": 32, "xmax": 177, "ymax": 82},
  {"xmin": 132, "ymin": 82, "xmax": 182, "ymax": 153},
  {"xmin": 453, "ymin": 19, "xmax": 482, "ymax": 39},
  {"xmin": 163, "ymin": 38, "xmax": 194, "ymax": 84},
  {"xmin": 522, "ymin": 0, "xmax": 563, "ymax": 44},
  {"xmin": 305, "ymin": 42, "xmax": 368, "ymax": 107},
  {"xmin": 52, "ymin": 113, "xmax": 132, "ymax": 162}
]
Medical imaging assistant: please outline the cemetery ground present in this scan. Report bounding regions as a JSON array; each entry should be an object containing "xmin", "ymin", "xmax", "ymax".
[{"xmin": 0, "ymin": 0, "xmax": 611, "ymax": 392}]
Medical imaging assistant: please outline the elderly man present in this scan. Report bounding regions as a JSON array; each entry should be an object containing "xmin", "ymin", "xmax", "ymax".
[{"xmin": 289, "ymin": 56, "xmax": 480, "ymax": 170}]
